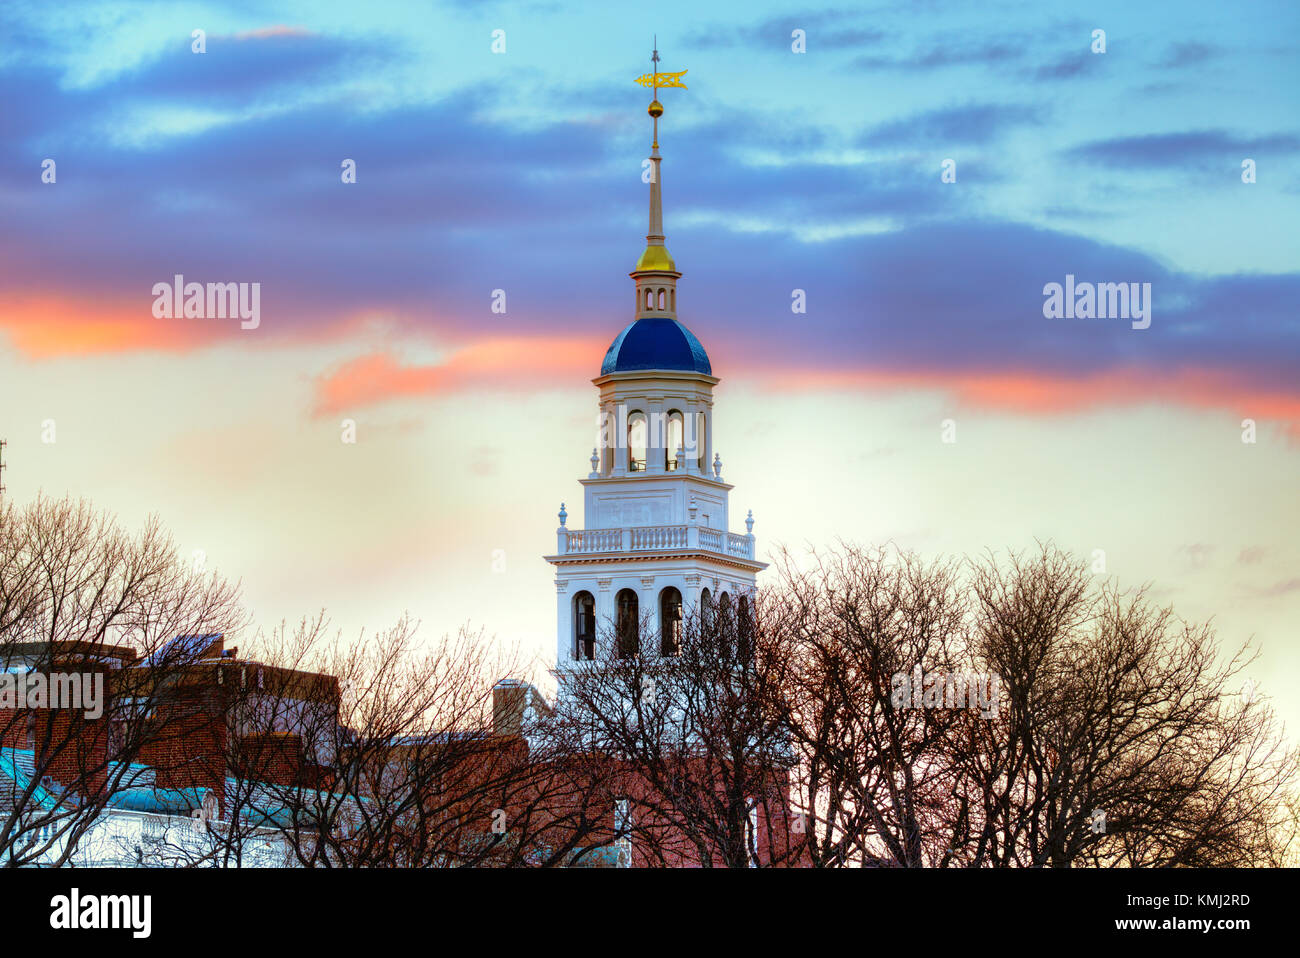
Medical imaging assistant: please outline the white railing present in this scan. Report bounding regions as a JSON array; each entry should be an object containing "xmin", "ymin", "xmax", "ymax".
[
  {"xmin": 558, "ymin": 524, "xmax": 754, "ymax": 560},
  {"xmin": 726, "ymin": 533, "xmax": 752, "ymax": 558},
  {"xmin": 631, "ymin": 525, "xmax": 688, "ymax": 550},
  {"xmin": 562, "ymin": 528, "xmax": 623, "ymax": 553}
]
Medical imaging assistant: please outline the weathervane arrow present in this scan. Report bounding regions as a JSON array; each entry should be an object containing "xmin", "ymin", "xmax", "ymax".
[
  {"xmin": 634, "ymin": 69, "xmax": 688, "ymax": 90},
  {"xmin": 636, "ymin": 37, "xmax": 688, "ymax": 97}
]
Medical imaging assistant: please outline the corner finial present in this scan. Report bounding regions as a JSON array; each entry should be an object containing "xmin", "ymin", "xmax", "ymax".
[{"xmin": 558, "ymin": 502, "xmax": 568, "ymax": 527}]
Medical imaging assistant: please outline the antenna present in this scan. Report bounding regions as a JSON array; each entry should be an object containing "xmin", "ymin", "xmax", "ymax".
[{"xmin": 652, "ymin": 36, "xmax": 660, "ymax": 100}]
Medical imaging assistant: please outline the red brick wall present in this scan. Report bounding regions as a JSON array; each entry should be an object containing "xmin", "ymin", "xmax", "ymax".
[
  {"xmin": 239, "ymin": 731, "xmax": 303, "ymax": 787},
  {"xmin": 140, "ymin": 686, "xmax": 228, "ymax": 796}
]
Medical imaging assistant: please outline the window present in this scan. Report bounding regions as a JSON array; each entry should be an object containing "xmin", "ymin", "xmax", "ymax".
[
  {"xmin": 659, "ymin": 587, "xmax": 682, "ymax": 655},
  {"xmin": 665, "ymin": 410, "xmax": 683, "ymax": 470},
  {"xmin": 657, "ymin": 288, "xmax": 666, "ymax": 310},
  {"xmin": 627, "ymin": 412, "xmax": 647, "ymax": 472},
  {"xmin": 644, "ymin": 288, "xmax": 652, "ymax": 310},
  {"xmin": 700, "ymin": 588, "xmax": 713, "ymax": 627},
  {"xmin": 614, "ymin": 798, "xmax": 632, "ymax": 868},
  {"xmin": 574, "ymin": 591, "xmax": 595, "ymax": 660},
  {"xmin": 738, "ymin": 595, "xmax": 753, "ymax": 660},
  {"xmin": 616, "ymin": 589, "xmax": 639, "ymax": 657},
  {"xmin": 695, "ymin": 411, "xmax": 707, "ymax": 471}
]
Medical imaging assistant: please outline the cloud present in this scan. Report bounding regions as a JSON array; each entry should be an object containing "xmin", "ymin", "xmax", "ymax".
[
  {"xmin": 1066, "ymin": 130, "xmax": 1300, "ymax": 170},
  {"xmin": 684, "ymin": 9, "xmax": 889, "ymax": 50},
  {"xmin": 103, "ymin": 29, "xmax": 391, "ymax": 109},
  {"xmin": 859, "ymin": 102, "xmax": 1044, "ymax": 147},
  {"xmin": 1178, "ymin": 542, "xmax": 1216, "ymax": 570},
  {"xmin": 851, "ymin": 40, "xmax": 1025, "ymax": 72},
  {"xmin": 1157, "ymin": 42, "xmax": 1219, "ymax": 69},
  {"xmin": 1031, "ymin": 51, "xmax": 1105, "ymax": 81},
  {"xmin": 232, "ymin": 25, "xmax": 315, "ymax": 41},
  {"xmin": 0, "ymin": 292, "xmax": 216, "ymax": 357},
  {"xmin": 311, "ymin": 338, "xmax": 599, "ymax": 416},
  {"xmin": 1, "ymin": 25, "xmax": 1297, "ymax": 435},
  {"xmin": 1249, "ymin": 577, "xmax": 1300, "ymax": 598},
  {"xmin": 1238, "ymin": 546, "xmax": 1267, "ymax": 565}
]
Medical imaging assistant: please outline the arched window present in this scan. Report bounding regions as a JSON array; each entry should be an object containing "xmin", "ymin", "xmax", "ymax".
[
  {"xmin": 627, "ymin": 411, "xmax": 647, "ymax": 472},
  {"xmin": 616, "ymin": 589, "xmax": 639, "ymax": 658},
  {"xmin": 695, "ymin": 411, "xmax": 707, "ymax": 471},
  {"xmin": 670, "ymin": 288, "xmax": 675, "ymax": 311},
  {"xmin": 644, "ymin": 288, "xmax": 652, "ymax": 310},
  {"xmin": 700, "ymin": 588, "xmax": 713, "ymax": 627},
  {"xmin": 573, "ymin": 591, "xmax": 595, "ymax": 660},
  {"xmin": 737, "ymin": 595, "xmax": 753, "ymax": 660},
  {"xmin": 718, "ymin": 592, "xmax": 732, "ymax": 622},
  {"xmin": 657, "ymin": 288, "xmax": 666, "ymax": 310},
  {"xmin": 665, "ymin": 410, "xmax": 683, "ymax": 471},
  {"xmin": 660, "ymin": 587, "xmax": 682, "ymax": 655}
]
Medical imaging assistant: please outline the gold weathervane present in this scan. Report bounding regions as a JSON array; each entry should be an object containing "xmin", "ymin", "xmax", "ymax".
[
  {"xmin": 638, "ymin": 39, "xmax": 685, "ymax": 142},
  {"xmin": 634, "ymin": 69, "xmax": 688, "ymax": 90}
]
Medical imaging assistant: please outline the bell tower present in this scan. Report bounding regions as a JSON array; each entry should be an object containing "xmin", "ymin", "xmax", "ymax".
[{"xmin": 545, "ymin": 46, "xmax": 767, "ymax": 670}]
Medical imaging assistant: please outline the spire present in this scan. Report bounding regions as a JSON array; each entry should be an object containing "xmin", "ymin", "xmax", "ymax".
[
  {"xmin": 639, "ymin": 39, "xmax": 672, "ymax": 272},
  {"xmin": 631, "ymin": 42, "xmax": 687, "ymax": 314}
]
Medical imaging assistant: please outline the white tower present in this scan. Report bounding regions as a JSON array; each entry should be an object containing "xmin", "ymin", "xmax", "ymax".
[{"xmin": 545, "ymin": 55, "xmax": 767, "ymax": 669}]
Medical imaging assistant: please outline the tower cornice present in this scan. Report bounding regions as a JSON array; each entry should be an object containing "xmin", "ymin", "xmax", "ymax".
[{"xmin": 593, "ymin": 368, "xmax": 718, "ymax": 388}]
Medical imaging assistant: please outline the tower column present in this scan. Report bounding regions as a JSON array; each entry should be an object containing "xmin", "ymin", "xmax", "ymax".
[
  {"xmin": 685, "ymin": 398, "xmax": 700, "ymax": 474},
  {"xmin": 613, "ymin": 401, "xmax": 629, "ymax": 476},
  {"xmin": 647, "ymin": 396, "xmax": 665, "ymax": 474},
  {"xmin": 702, "ymin": 405, "xmax": 714, "ymax": 479}
]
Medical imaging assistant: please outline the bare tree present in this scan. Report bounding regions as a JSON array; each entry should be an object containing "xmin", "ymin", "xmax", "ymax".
[
  {"xmin": 954, "ymin": 544, "xmax": 1299, "ymax": 867},
  {"xmin": 220, "ymin": 616, "xmax": 610, "ymax": 866},
  {"xmin": 0, "ymin": 495, "xmax": 245, "ymax": 866},
  {"xmin": 743, "ymin": 542, "xmax": 1297, "ymax": 868},
  {"xmin": 765, "ymin": 544, "xmax": 970, "ymax": 866},
  {"xmin": 549, "ymin": 599, "xmax": 805, "ymax": 867}
]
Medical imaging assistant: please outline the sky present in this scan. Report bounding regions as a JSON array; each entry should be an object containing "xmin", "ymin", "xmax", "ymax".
[{"xmin": 1, "ymin": 1, "xmax": 1297, "ymax": 728}]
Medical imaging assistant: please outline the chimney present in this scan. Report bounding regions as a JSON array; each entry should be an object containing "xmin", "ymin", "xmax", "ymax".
[{"xmin": 492, "ymin": 680, "xmax": 550, "ymax": 737}]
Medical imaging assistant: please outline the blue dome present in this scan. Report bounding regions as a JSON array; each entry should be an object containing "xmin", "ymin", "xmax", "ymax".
[{"xmin": 600, "ymin": 318, "xmax": 712, "ymax": 376}]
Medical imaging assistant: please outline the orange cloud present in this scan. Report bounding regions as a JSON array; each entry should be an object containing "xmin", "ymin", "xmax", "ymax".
[
  {"xmin": 312, "ymin": 337, "xmax": 601, "ymax": 416},
  {"xmin": 0, "ymin": 293, "xmax": 216, "ymax": 358},
  {"xmin": 314, "ymin": 340, "xmax": 1300, "ymax": 440},
  {"xmin": 759, "ymin": 364, "xmax": 1300, "ymax": 436}
]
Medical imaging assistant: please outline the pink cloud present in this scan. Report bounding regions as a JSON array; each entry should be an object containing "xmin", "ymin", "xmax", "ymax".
[
  {"xmin": 231, "ymin": 25, "xmax": 315, "ymax": 40},
  {"xmin": 311, "ymin": 338, "xmax": 601, "ymax": 417}
]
